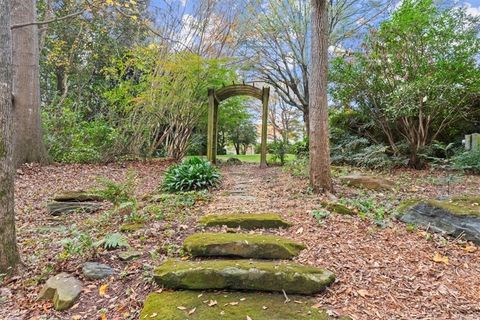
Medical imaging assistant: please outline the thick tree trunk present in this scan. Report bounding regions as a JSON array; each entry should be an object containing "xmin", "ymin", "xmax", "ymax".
[
  {"xmin": 309, "ymin": 0, "xmax": 333, "ymax": 192},
  {"xmin": 12, "ymin": 0, "xmax": 48, "ymax": 167},
  {"xmin": 0, "ymin": 0, "xmax": 20, "ymax": 275}
]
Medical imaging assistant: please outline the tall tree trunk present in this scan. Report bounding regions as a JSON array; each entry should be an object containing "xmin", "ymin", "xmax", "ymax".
[
  {"xmin": 0, "ymin": 0, "xmax": 20, "ymax": 275},
  {"xmin": 12, "ymin": 0, "xmax": 48, "ymax": 167},
  {"xmin": 309, "ymin": 0, "xmax": 333, "ymax": 192},
  {"xmin": 303, "ymin": 107, "xmax": 309, "ymax": 139}
]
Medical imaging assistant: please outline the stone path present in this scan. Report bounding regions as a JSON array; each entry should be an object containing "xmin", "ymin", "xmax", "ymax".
[{"xmin": 140, "ymin": 167, "xmax": 344, "ymax": 319}]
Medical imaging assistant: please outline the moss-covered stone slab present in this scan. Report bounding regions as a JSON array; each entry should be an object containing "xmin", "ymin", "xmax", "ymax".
[
  {"xmin": 199, "ymin": 213, "xmax": 292, "ymax": 230},
  {"xmin": 339, "ymin": 174, "xmax": 394, "ymax": 191},
  {"xmin": 398, "ymin": 196, "xmax": 480, "ymax": 244},
  {"xmin": 321, "ymin": 201, "xmax": 354, "ymax": 215},
  {"xmin": 140, "ymin": 291, "xmax": 350, "ymax": 320},
  {"xmin": 183, "ymin": 232, "xmax": 305, "ymax": 259},
  {"xmin": 120, "ymin": 222, "xmax": 144, "ymax": 233},
  {"xmin": 53, "ymin": 191, "xmax": 104, "ymax": 202},
  {"xmin": 154, "ymin": 259, "xmax": 335, "ymax": 295}
]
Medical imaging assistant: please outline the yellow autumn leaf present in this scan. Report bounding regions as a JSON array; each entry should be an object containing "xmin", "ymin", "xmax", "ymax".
[
  {"xmin": 463, "ymin": 245, "xmax": 477, "ymax": 253},
  {"xmin": 99, "ymin": 283, "xmax": 109, "ymax": 296},
  {"xmin": 100, "ymin": 313, "xmax": 107, "ymax": 320},
  {"xmin": 433, "ymin": 252, "xmax": 449, "ymax": 265}
]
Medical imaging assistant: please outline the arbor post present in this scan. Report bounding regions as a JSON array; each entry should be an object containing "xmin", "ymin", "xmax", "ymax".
[
  {"xmin": 260, "ymin": 87, "xmax": 270, "ymax": 168},
  {"xmin": 207, "ymin": 89, "xmax": 218, "ymax": 164}
]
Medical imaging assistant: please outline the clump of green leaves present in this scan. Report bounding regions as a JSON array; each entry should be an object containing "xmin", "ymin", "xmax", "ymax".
[
  {"xmin": 452, "ymin": 150, "xmax": 480, "ymax": 174},
  {"xmin": 58, "ymin": 231, "xmax": 95, "ymax": 260},
  {"xmin": 95, "ymin": 233, "xmax": 129, "ymax": 250},
  {"xmin": 162, "ymin": 157, "xmax": 221, "ymax": 192},
  {"xmin": 95, "ymin": 171, "xmax": 137, "ymax": 206},
  {"xmin": 312, "ymin": 209, "xmax": 330, "ymax": 223}
]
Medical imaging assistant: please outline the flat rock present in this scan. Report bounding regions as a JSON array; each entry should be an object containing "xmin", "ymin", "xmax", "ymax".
[
  {"xmin": 154, "ymin": 259, "xmax": 335, "ymax": 295},
  {"xmin": 120, "ymin": 222, "xmax": 144, "ymax": 233},
  {"xmin": 184, "ymin": 232, "xmax": 305, "ymax": 259},
  {"xmin": 82, "ymin": 262, "xmax": 114, "ymax": 280},
  {"xmin": 53, "ymin": 191, "xmax": 104, "ymax": 202},
  {"xmin": 118, "ymin": 250, "xmax": 142, "ymax": 261},
  {"xmin": 140, "ymin": 291, "xmax": 350, "ymax": 320},
  {"xmin": 398, "ymin": 196, "xmax": 480, "ymax": 244},
  {"xmin": 339, "ymin": 174, "xmax": 394, "ymax": 190},
  {"xmin": 321, "ymin": 201, "xmax": 354, "ymax": 215},
  {"xmin": 39, "ymin": 273, "xmax": 82, "ymax": 311},
  {"xmin": 47, "ymin": 201, "xmax": 102, "ymax": 215},
  {"xmin": 199, "ymin": 213, "xmax": 292, "ymax": 230}
]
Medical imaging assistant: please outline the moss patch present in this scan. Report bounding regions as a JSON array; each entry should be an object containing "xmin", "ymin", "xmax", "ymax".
[
  {"xmin": 183, "ymin": 232, "xmax": 305, "ymax": 259},
  {"xmin": 140, "ymin": 291, "xmax": 350, "ymax": 320},
  {"xmin": 154, "ymin": 259, "xmax": 335, "ymax": 295},
  {"xmin": 397, "ymin": 195, "xmax": 480, "ymax": 217},
  {"xmin": 53, "ymin": 191, "xmax": 104, "ymax": 202},
  {"xmin": 199, "ymin": 213, "xmax": 292, "ymax": 230},
  {"xmin": 321, "ymin": 201, "xmax": 354, "ymax": 215},
  {"xmin": 120, "ymin": 222, "xmax": 144, "ymax": 233}
]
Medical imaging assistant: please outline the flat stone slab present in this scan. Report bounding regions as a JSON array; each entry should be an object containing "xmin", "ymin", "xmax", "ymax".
[
  {"xmin": 184, "ymin": 232, "xmax": 305, "ymax": 259},
  {"xmin": 39, "ymin": 273, "xmax": 82, "ymax": 311},
  {"xmin": 82, "ymin": 262, "xmax": 114, "ymax": 280},
  {"xmin": 154, "ymin": 259, "xmax": 335, "ymax": 295},
  {"xmin": 398, "ymin": 196, "xmax": 480, "ymax": 244},
  {"xmin": 118, "ymin": 250, "xmax": 142, "ymax": 261},
  {"xmin": 340, "ymin": 174, "xmax": 394, "ymax": 190},
  {"xmin": 53, "ymin": 191, "xmax": 104, "ymax": 202},
  {"xmin": 47, "ymin": 201, "xmax": 102, "ymax": 215},
  {"xmin": 199, "ymin": 213, "xmax": 292, "ymax": 230},
  {"xmin": 140, "ymin": 291, "xmax": 349, "ymax": 320}
]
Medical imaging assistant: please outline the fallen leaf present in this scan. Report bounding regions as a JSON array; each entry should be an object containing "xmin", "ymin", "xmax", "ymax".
[
  {"xmin": 100, "ymin": 313, "xmax": 107, "ymax": 320},
  {"xmin": 262, "ymin": 306, "xmax": 268, "ymax": 310},
  {"xmin": 99, "ymin": 284, "xmax": 108, "ymax": 297},
  {"xmin": 224, "ymin": 302, "xmax": 239, "ymax": 306},
  {"xmin": 188, "ymin": 307, "xmax": 196, "ymax": 315},
  {"xmin": 433, "ymin": 252, "xmax": 449, "ymax": 265},
  {"xmin": 463, "ymin": 245, "xmax": 477, "ymax": 253},
  {"xmin": 247, "ymin": 316, "xmax": 253, "ymax": 320},
  {"xmin": 357, "ymin": 289, "xmax": 369, "ymax": 298},
  {"xmin": 208, "ymin": 300, "xmax": 217, "ymax": 307},
  {"xmin": 177, "ymin": 306, "xmax": 187, "ymax": 310},
  {"xmin": 296, "ymin": 227, "xmax": 303, "ymax": 234},
  {"xmin": 240, "ymin": 298, "xmax": 246, "ymax": 301}
]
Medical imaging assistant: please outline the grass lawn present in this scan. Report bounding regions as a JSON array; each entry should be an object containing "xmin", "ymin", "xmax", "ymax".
[{"xmin": 216, "ymin": 154, "xmax": 295, "ymax": 163}]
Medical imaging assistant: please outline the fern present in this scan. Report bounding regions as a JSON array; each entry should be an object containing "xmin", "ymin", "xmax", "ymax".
[{"xmin": 95, "ymin": 233, "xmax": 128, "ymax": 250}]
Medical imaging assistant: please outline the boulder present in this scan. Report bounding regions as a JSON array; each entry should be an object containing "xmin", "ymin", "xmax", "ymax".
[
  {"xmin": 199, "ymin": 213, "xmax": 292, "ymax": 230},
  {"xmin": 398, "ymin": 196, "xmax": 480, "ymax": 244},
  {"xmin": 47, "ymin": 201, "xmax": 102, "ymax": 216},
  {"xmin": 140, "ymin": 291, "xmax": 350, "ymax": 320},
  {"xmin": 118, "ymin": 250, "xmax": 142, "ymax": 261},
  {"xmin": 39, "ymin": 273, "xmax": 82, "ymax": 311},
  {"xmin": 53, "ymin": 191, "xmax": 103, "ymax": 202},
  {"xmin": 82, "ymin": 262, "xmax": 113, "ymax": 280},
  {"xmin": 154, "ymin": 259, "xmax": 335, "ymax": 295},
  {"xmin": 339, "ymin": 174, "xmax": 394, "ymax": 191},
  {"xmin": 226, "ymin": 157, "xmax": 242, "ymax": 165},
  {"xmin": 184, "ymin": 232, "xmax": 305, "ymax": 259}
]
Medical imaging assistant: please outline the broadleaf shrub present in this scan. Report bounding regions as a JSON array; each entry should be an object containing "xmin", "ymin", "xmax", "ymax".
[
  {"xmin": 452, "ymin": 150, "xmax": 480, "ymax": 174},
  {"xmin": 162, "ymin": 157, "xmax": 221, "ymax": 192}
]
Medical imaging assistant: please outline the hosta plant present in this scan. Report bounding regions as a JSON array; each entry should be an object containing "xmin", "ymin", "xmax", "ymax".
[{"xmin": 162, "ymin": 157, "xmax": 221, "ymax": 192}]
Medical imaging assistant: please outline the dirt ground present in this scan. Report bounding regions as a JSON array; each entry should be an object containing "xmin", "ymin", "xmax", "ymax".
[{"xmin": 1, "ymin": 161, "xmax": 479, "ymax": 320}]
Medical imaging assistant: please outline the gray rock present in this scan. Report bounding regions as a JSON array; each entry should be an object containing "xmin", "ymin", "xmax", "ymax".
[
  {"xmin": 118, "ymin": 250, "xmax": 142, "ymax": 261},
  {"xmin": 398, "ymin": 197, "xmax": 480, "ymax": 244},
  {"xmin": 226, "ymin": 157, "xmax": 242, "ymax": 165},
  {"xmin": 47, "ymin": 201, "xmax": 102, "ymax": 215},
  {"xmin": 82, "ymin": 262, "xmax": 114, "ymax": 280},
  {"xmin": 39, "ymin": 273, "xmax": 82, "ymax": 311},
  {"xmin": 53, "ymin": 191, "xmax": 103, "ymax": 202}
]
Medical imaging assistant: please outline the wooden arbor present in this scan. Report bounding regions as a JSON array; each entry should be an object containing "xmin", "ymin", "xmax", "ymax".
[{"xmin": 207, "ymin": 83, "xmax": 270, "ymax": 168}]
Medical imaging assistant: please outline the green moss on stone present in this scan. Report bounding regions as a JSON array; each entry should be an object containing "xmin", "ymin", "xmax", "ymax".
[
  {"xmin": 183, "ymin": 232, "xmax": 305, "ymax": 259},
  {"xmin": 140, "ymin": 291, "xmax": 350, "ymax": 320},
  {"xmin": 199, "ymin": 213, "xmax": 292, "ymax": 230},
  {"xmin": 321, "ymin": 201, "xmax": 354, "ymax": 215},
  {"xmin": 120, "ymin": 222, "xmax": 144, "ymax": 233},
  {"xmin": 397, "ymin": 196, "xmax": 480, "ymax": 217},
  {"xmin": 154, "ymin": 259, "xmax": 335, "ymax": 295},
  {"xmin": 53, "ymin": 191, "xmax": 104, "ymax": 202}
]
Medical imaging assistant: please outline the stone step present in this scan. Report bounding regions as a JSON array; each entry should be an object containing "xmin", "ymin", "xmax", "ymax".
[
  {"xmin": 199, "ymin": 213, "xmax": 292, "ymax": 230},
  {"xmin": 183, "ymin": 232, "xmax": 305, "ymax": 260},
  {"xmin": 140, "ymin": 291, "xmax": 350, "ymax": 320},
  {"xmin": 154, "ymin": 259, "xmax": 335, "ymax": 295}
]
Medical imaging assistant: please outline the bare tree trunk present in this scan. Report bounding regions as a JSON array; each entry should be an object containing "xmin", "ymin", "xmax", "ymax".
[
  {"xmin": 0, "ymin": 0, "xmax": 20, "ymax": 275},
  {"xmin": 12, "ymin": 0, "xmax": 48, "ymax": 167},
  {"xmin": 309, "ymin": 0, "xmax": 333, "ymax": 193}
]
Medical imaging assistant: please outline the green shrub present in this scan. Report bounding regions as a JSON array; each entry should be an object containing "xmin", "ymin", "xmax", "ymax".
[
  {"xmin": 95, "ymin": 171, "xmax": 137, "ymax": 206},
  {"xmin": 162, "ymin": 157, "xmax": 221, "ymax": 192},
  {"xmin": 452, "ymin": 150, "xmax": 480, "ymax": 174},
  {"xmin": 268, "ymin": 141, "xmax": 288, "ymax": 165}
]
